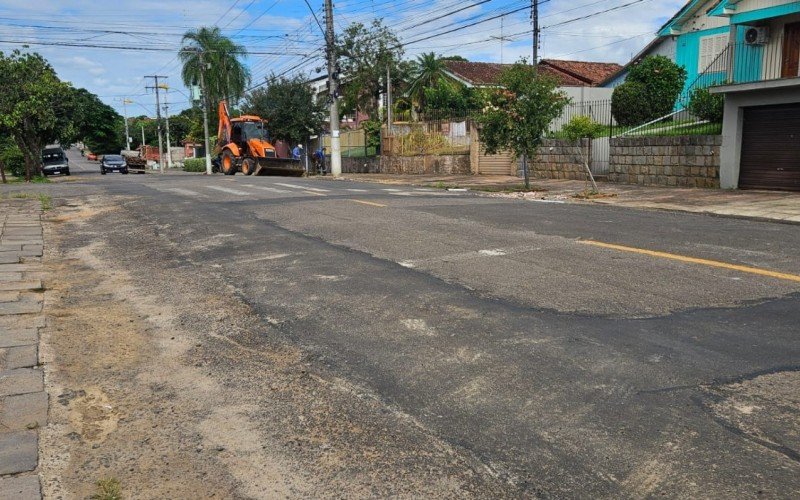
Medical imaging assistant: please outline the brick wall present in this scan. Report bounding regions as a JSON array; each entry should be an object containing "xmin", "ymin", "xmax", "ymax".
[
  {"xmin": 608, "ymin": 136, "xmax": 721, "ymax": 188},
  {"xmin": 532, "ymin": 139, "xmax": 591, "ymax": 180},
  {"xmin": 379, "ymin": 154, "xmax": 470, "ymax": 175}
]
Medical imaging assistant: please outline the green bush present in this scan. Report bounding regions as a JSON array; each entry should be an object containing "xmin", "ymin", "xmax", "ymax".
[
  {"xmin": 561, "ymin": 115, "xmax": 606, "ymax": 141},
  {"xmin": 611, "ymin": 81, "xmax": 653, "ymax": 127},
  {"xmin": 688, "ymin": 87, "xmax": 724, "ymax": 123},
  {"xmin": 612, "ymin": 55, "xmax": 687, "ymax": 126},
  {"xmin": 183, "ymin": 158, "xmax": 206, "ymax": 172},
  {"xmin": 0, "ymin": 138, "xmax": 25, "ymax": 177}
]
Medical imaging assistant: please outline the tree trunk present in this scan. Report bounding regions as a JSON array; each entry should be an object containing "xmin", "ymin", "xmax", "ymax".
[
  {"xmin": 575, "ymin": 139, "xmax": 598, "ymax": 192},
  {"xmin": 0, "ymin": 156, "xmax": 7, "ymax": 184},
  {"xmin": 522, "ymin": 153, "xmax": 530, "ymax": 190}
]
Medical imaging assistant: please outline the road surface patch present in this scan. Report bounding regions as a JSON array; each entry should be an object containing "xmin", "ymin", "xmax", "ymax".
[
  {"xmin": 275, "ymin": 183, "xmax": 328, "ymax": 192},
  {"xmin": 581, "ymin": 240, "xmax": 800, "ymax": 283},
  {"xmin": 241, "ymin": 184, "xmax": 291, "ymax": 193},
  {"xmin": 349, "ymin": 200, "xmax": 387, "ymax": 208},
  {"xmin": 206, "ymin": 186, "xmax": 252, "ymax": 196}
]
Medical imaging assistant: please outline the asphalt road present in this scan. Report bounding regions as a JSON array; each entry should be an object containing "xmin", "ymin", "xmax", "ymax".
[{"xmin": 27, "ymin": 150, "xmax": 800, "ymax": 497}]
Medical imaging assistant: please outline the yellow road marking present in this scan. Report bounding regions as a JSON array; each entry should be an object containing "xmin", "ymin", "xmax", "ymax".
[
  {"xmin": 581, "ymin": 240, "xmax": 800, "ymax": 283},
  {"xmin": 303, "ymin": 190, "xmax": 326, "ymax": 196},
  {"xmin": 349, "ymin": 199, "xmax": 386, "ymax": 208}
]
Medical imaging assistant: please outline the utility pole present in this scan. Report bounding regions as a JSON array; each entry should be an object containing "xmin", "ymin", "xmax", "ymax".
[
  {"xmin": 145, "ymin": 75, "xmax": 167, "ymax": 173},
  {"xmin": 160, "ymin": 84, "xmax": 173, "ymax": 170},
  {"xmin": 386, "ymin": 65, "xmax": 393, "ymax": 134},
  {"xmin": 197, "ymin": 52, "xmax": 213, "ymax": 175},
  {"xmin": 532, "ymin": 0, "xmax": 539, "ymax": 69},
  {"xmin": 324, "ymin": 0, "xmax": 342, "ymax": 177},
  {"xmin": 121, "ymin": 98, "xmax": 133, "ymax": 150},
  {"xmin": 141, "ymin": 124, "xmax": 146, "ymax": 148},
  {"xmin": 490, "ymin": 17, "xmax": 512, "ymax": 64}
]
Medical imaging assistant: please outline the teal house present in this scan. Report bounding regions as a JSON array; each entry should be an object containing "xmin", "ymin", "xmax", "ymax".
[{"xmin": 606, "ymin": 0, "xmax": 800, "ymax": 191}]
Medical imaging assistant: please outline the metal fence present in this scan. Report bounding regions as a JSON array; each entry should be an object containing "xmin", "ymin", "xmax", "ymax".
[
  {"xmin": 383, "ymin": 115, "xmax": 473, "ymax": 156},
  {"xmin": 320, "ymin": 129, "xmax": 378, "ymax": 157}
]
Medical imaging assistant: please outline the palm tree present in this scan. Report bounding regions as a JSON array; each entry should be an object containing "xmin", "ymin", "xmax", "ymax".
[
  {"xmin": 406, "ymin": 52, "xmax": 450, "ymax": 110},
  {"xmin": 180, "ymin": 27, "xmax": 251, "ymax": 109}
]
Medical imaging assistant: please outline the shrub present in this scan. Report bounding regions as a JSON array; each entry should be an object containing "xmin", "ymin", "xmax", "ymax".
[
  {"xmin": 0, "ymin": 139, "xmax": 25, "ymax": 177},
  {"xmin": 561, "ymin": 115, "xmax": 606, "ymax": 141},
  {"xmin": 688, "ymin": 87, "xmax": 724, "ymax": 123},
  {"xmin": 612, "ymin": 55, "xmax": 687, "ymax": 126},
  {"xmin": 611, "ymin": 81, "xmax": 653, "ymax": 126},
  {"xmin": 182, "ymin": 158, "xmax": 206, "ymax": 172}
]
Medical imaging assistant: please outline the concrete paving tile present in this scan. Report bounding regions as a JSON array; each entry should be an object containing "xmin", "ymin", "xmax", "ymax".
[
  {"xmin": 0, "ymin": 431, "xmax": 38, "ymax": 474},
  {"xmin": 1, "ymin": 228, "xmax": 41, "ymax": 236},
  {"xmin": 0, "ymin": 369, "xmax": 43, "ymax": 397},
  {"xmin": 0, "ymin": 240, "xmax": 42, "ymax": 248},
  {"xmin": 0, "ymin": 298, "xmax": 42, "ymax": 315},
  {"xmin": 0, "ymin": 254, "xmax": 20, "ymax": 265},
  {"xmin": 0, "ymin": 281, "xmax": 42, "ymax": 292},
  {"xmin": 0, "ymin": 291, "xmax": 20, "ymax": 302},
  {"xmin": 0, "ymin": 345, "xmax": 38, "ymax": 370},
  {"xmin": 0, "ymin": 272, "xmax": 23, "ymax": 281},
  {"xmin": 0, "ymin": 265, "xmax": 41, "ymax": 273},
  {"xmin": 0, "ymin": 329, "xmax": 38, "ymax": 349},
  {"xmin": 0, "ymin": 475, "xmax": 41, "ymax": 500},
  {"xmin": 21, "ymin": 245, "xmax": 42, "ymax": 257},
  {"xmin": 0, "ymin": 245, "xmax": 22, "ymax": 252},
  {"xmin": 0, "ymin": 391, "xmax": 47, "ymax": 430}
]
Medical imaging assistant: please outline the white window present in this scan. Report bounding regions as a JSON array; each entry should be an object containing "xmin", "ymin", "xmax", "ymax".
[{"xmin": 699, "ymin": 34, "xmax": 728, "ymax": 70}]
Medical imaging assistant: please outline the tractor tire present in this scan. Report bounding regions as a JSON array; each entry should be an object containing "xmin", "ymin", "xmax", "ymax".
[
  {"xmin": 241, "ymin": 158, "xmax": 256, "ymax": 176},
  {"xmin": 221, "ymin": 150, "xmax": 237, "ymax": 176}
]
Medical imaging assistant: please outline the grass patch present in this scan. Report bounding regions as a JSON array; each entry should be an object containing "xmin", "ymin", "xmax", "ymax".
[
  {"xmin": 38, "ymin": 193, "xmax": 52, "ymax": 210},
  {"xmin": 91, "ymin": 478, "xmax": 122, "ymax": 500},
  {"xmin": 5, "ymin": 192, "xmax": 53, "ymax": 210},
  {"xmin": 471, "ymin": 183, "xmax": 547, "ymax": 193},
  {"xmin": 430, "ymin": 181, "xmax": 460, "ymax": 190},
  {"xmin": 8, "ymin": 175, "xmax": 50, "ymax": 184}
]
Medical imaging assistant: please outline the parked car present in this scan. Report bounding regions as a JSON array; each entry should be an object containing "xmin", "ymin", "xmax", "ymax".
[
  {"xmin": 41, "ymin": 146, "xmax": 70, "ymax": 176},
  {"xmin": 86, "ymin": 152, "xmax": 97, "ymax": 161},
  {"xmin": 101, "ymin": 154, "xmax": 128, "ymax": 175}
]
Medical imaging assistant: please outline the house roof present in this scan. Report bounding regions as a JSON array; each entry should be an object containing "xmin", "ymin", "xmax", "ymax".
[
  {"xmin": 658, "ymin": 0, "xmax": 724, "ymax": 35},
  {"xmin": 597, "ymin": 37, "xmax": 665, "ymax": 86},
  {"xmin": 442, "ymin": 59, "xmax": 623, "ymax": 88}
]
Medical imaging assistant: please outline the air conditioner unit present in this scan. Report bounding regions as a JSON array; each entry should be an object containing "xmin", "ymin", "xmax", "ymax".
[{"xmin": 744, "ymin": 26, "xmax": 769, "ymax": 45}]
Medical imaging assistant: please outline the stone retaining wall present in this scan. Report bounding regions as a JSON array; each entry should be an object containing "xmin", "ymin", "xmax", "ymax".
[
  {"xmin": 608, "ymin": 136, "xmax": 721, "ymax": 188},
  {"xmin": 380, "ymin": 154, "xmax": 470, "ymax": 175},
  {"xmin": 532, "ymin": 138, "xmax": 590, "ymax": 180},
  {"xmin": 341, "ymin": 156, "xmax": 381, "ymax": 174}
]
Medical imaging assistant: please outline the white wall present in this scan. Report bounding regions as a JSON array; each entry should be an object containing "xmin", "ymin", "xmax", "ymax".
[{"xmin": 561, "ymin": 86, "xmax": 613, "ymax": 103}]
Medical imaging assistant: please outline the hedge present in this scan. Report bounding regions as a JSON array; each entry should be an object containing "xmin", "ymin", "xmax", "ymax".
[{"xmin": 183, "ymin": 158, "xmax": 206, "ymax": 172}]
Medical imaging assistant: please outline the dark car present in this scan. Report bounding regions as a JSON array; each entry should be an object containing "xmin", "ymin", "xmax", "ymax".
[
  {"xmin": 101, "ymin": 154, "xmax": 128, "ymax": 175},
  {"xmin": 42, "ymin": 147, "xmax": 70, "ymax": 176}
]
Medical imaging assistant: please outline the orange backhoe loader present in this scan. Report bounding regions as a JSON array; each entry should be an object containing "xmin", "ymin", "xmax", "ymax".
[{"xmin": 216, "ymin": 100, "xmax": 303, "ymax": 176}]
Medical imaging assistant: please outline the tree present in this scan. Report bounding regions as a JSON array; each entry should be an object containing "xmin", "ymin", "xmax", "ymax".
[
  {"xmin": 242, "ymin": 74, "xmax": 324, "ymax": 145},
  {"xmin": 406, "ymin": 52, "xmax": 449, "ymax": 110},
  {"xmin": 67, "ymin": 87, "xmax": 123, "ymax": 153},
  {"xmin": 0, "ymin": 50, "xmax": 73, "ymax": 180},
  {"xmin": 422, "ymin": 81, "xmax": 483, "ymax": 114},
  {"xmin": 612, "ymin": 55, "xmax": 686, "ymax": 126},
  {"xmin": 179, "ymin": 26, "xmax": 251, "ymax": 113},
  {"xmin": 336, "ymin": 19, "xmax": 404, "ymax": 117},
  {"xmin": 477, "ymin": 62, "xmax": 569, "ymax": 189},
  {"xmin": 561, "ymin": 115, "xmax": 606, "ymax": 192}
]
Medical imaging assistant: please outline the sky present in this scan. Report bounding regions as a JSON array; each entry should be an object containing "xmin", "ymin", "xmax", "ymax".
[{"xmin": 0, "ymin": 0, "xmax": 684, "ymax": 117}]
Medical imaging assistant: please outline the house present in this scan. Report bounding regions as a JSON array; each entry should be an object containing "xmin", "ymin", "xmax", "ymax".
[
  {"xmin": 442, "ymin": 59, "xmax": 622, "ymax": 103},
  {"xmin": 706, "ymin": 0, "xmax": 800, "ymax": 190},
  {"xmin": 603, "ymin": 0, "xmax": 800, "ymax": 190}
]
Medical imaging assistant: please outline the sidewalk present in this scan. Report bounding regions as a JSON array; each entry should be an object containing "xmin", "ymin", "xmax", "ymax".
[
  {"xmin": 336, "ymin": 174, "xmax": 800, "ymax": 223},
  {"xmin": 0, "ymin": 199, "xmax": 46, "ymax": 499}
]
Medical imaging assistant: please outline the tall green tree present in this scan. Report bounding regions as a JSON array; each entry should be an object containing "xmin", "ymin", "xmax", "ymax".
[
  {"xmin": 179, "ymin": 26, "xmax": 251, "ymax": 111},
  {"xmin": 67, "ymin": 87, "xmax": 123, "ymax": 153},
  {"xmin": 477, "ymin": 61, "xmax": 569, "ymax": 189},
  {"xmin": 0, "ymin": 50, "xmax": 73, "ymax": 180},
  {"xmin": 336, "ymin": 19, "xmax": 404, "ymax": 117},
  {"xmin": 611, "ymin": 55, "xmax": 686, "ymax": 126},
  {"xmin": 406, "ymin": 52, "xmax": 449, "ymax": 110},
  {"xmin": 243, "ymin": 74, "xmax": 324, "ymax": 145}
]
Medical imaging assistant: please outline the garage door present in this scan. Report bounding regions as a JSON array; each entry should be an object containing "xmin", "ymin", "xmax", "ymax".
[
  {"xmin": 739, "ymin": 103, "xmax": 800, "ymax": 191},
  {"xmin": 478, "ymin": 149, "xmax": 516, "ymax": 175}
]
